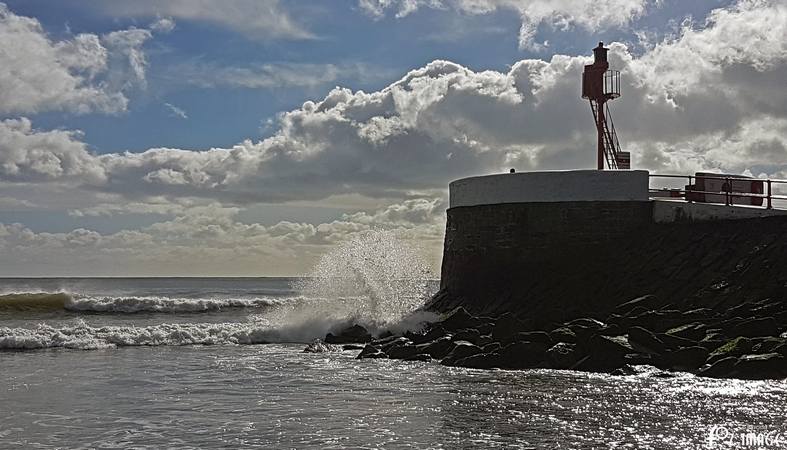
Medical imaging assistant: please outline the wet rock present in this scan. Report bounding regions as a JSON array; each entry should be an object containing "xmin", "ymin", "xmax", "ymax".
[
  {"xmin": 454, "ymin": 352, "xmax": 501, "ymax": 369},
  {"xmin": 611, "ymin": 364, "xmax": 637, "ymax": 376},
  {"xmin": 387, "ymin": 343, "xmax": 419, "ymax": 360},
  {"xmin": 566, "ymin": 318, "xmax": 606, "ymax": 330},
  {"xmin": 732, "ymin": 353, "xmax": 787, "ymax": 379},
  {"xmin": 451, "ymin": 328, "xmax": 482, "ymax": 345},
  {"xmin": 627, "ymin": 326, "xmax": 665, "ymax": 355},
  {"xmin": 627, "ymin": 310, "xmax": 687, "ymax": 333},
  {"xmin": 707, "ymin": 337, "xmax": 754, "ymax": 364},
  {"xmin": 342, "ymin": 344, "xmax": 365, "ymax": 351},
  {"xmin": 481, "ymin": 342, "xmax": 502, "ymax": 354},
  {"xmin": 370, "ymin": 334, "xmax": 406, "ymax": 347},
  {"xmin": 441, "ymin": 341, "xmax": 483, "ymax": 366},
  {"xmin": 772, "ymin": 343, "xmax": 787, "ymax": 357},
  {"xmin": 573, "ymin": 335, "xmax": 633, "ymax": 373},
  {"xmin": 498, "ymin": 341, "xmax": 548, "ymax": 369},
  {"xmin": 731, "ymin": 318, "xmax": 780, "ymax": 338},
  {"xmin": 657, "ymin": 332, "xmax": 697, "ymax": 351},
  {"xmin": 623, "ymin": 353, "xmax": 655, "ymax": 365},
  {"xmin": 697, "ymin": 357, "xmax": 737, "ymax": 378},
  {"xmin": 379, "ymin": 337, "xmax": 411, "ymax": 353},
  {"xmin": 515, "ymin": 331, "xmax": 553, "ymax": 346},
  {"xmin": 750, "ymin": 337, "xmax": 785, "ymax": 354},
  {"xmin": 662, "ymin": 346, "xmax": 709, "ymax": 371},
  {"xmin": 477, "ymin": 322, "xmax": 494, "ymax": 336},
  {"xmin": 550, "ymin": 327, "xmax": 577, "ymax": 344},
  {"xmin": 665, "ymin": 323, "xmax": 707, "ymax": 342},
  {"xmin": 356, "ymin": 344, "xmax": 384, "ymax": 359},
  {"xmin": 545, "ymin": 342, "xmax": 580, "ymax": 369},
  {"xmin": 491, "ymin": 313, "xmax": 527, "ymax": 343},
  {"xmin": 476, "ymin": 334, "xmax": 493, "ymax": 347},
  {"xmin": 407, "ymin": 325, "xmax": 448, "ymax": 345},
  {"xmin": 418, "ymin": 337, "xmax": 455, "ymax": 359},
  {"xmin": 324, "ymin": 324, "xmax": 372, "ymax": 344},
  {"xmin": 303, "ymin": 340, "xmax": 343, "ymax": 353},
  {"xmin": 440, "ymin": 307, "xmax": 482, "ymax": 331}
]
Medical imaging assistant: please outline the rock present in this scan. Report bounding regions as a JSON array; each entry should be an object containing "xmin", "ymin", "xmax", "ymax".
[
  {"xmin": 387, "ymin": 343, "xmax": 419, "ymax": 360},
  {"xmin": 498, "ymin": 341, "xmax": 548, "ymax": 369},
  {"xmin": 477, "ymin": 322, "xmax": 493, "ymax": 336},
  {"xmin": 732, "ymin": 353, "xmax": 787, "ymax": 379},
  {"xmin": 698, "ymin": 357, "xmax": 737, "ymax": 378},
  {"xmin": 751, "ymin": 337, "xmax": 785, "ymax": 354},
  {"xmin": 657, "ymin": 332, "xmax": 697, "ymax": 351},
  {"xmin": 730, "ymin": 317, "xmax": 780, "ymax": 338},
  {"xmin": 623, "ymin": 353, "xmax": 655, "ymax": 365},
  {"xmin": 379, "ymin": 337, "xmax": 412, "ymax": 353},
  {"xmin": 454, "ymin": 352, "xmax": 502, "ymax": 369},
  {"xmin": 303, "ymin": 340, "xmax": 343, "ymax": 353},
  {"xmin": 482, "ymin": 342, "xmax": 502, "ymax": 354},
  {"xmin": 515, "ymin": 331, "xmax": 553, "ymax": 346},
  {"xmin": 665, "ymin": 323, "xmax": 707, "ymax": 342},
  {"xmin": 772, "ymin": 343, "xmax": 787, "ymax": 357},
  {"xmin": 476, "ymin": 334, "xmax": 493, "ymax": 347},
  {"xmin": 356, "ymin": 344, "xmax": 384, "ymax": 359},
  {"xmin": 451, "ymin": 328, "xmax": 482, "ymax": 345},
  {"xmin": 407, "ymin": 325, "xmax": 449, "ymax": 345},
  {"xmin": 550, "ymin": 327, "xmax": 577, "ymax": 344},
  {"xmin": 491, "ymin": 313, "xmax": 527, "ymax": 343},
  {"xmin": 661, "ymin": 346, "xmax": 709, "ymax": 371},
  {"xmin": 418, "ymin": 337, "xmax": 456, "ymax": 359},
  {"xmin": 707, "ymin": 337, "xmax": 754, "ymax": 364},
  {"xmin": 370, "ymin": 334, "xmax": 406, "ymax": 347},
  {"xmin": 627, "ymin": 326, "xmax": 665, "ymax": 355},
  {"xmin": 566, "ymin": 318, "xmax": 606, "ymax": 330},
  {"xmin": 342, "ymin": 344, "xmax": 365, "ymax": 350},
  {"xmin": 611, "ymin": 364, "xmax": 637, "ymax": 376},
  {"xmin": 440, "ymin": 307, "xmax": 482, "ymax": 331},
  {"xmin": 545, "ymin": 342, "xmax": 581, "ymax": 369},
  {"xmin": 441, "ymin": 341, "xmax": 483, "ymax": 366},
  {"xmin": 627, "ymin": 310, "xmax": 687, "ymax": 333},
  {"xmin": 573, "ymin": 335, "xmax": 633, "ymax": 373},
  {"xmin": 324, "ymin": 324, "xmax": 372, "ymax": 344},
  {"xmin": 404, "ymin": 353, "xmax": 432, "ymax": 362}
]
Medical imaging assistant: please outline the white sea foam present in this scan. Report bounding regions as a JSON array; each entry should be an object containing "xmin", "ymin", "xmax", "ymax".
[
  {"xmin": 66, "ymin": 295, "xmax": 285, "ymax": 313},
  {"xmin": 0, "ymin": 319, "xmax": 276, "ymax": 350}
]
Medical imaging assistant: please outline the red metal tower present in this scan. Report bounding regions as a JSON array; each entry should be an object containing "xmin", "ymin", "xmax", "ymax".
[{"xmin": 582, "ymin": 42, "xmax": 628, "ymax": 170}]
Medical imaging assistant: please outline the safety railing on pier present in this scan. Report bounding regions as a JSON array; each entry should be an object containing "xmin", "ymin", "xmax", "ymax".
[{"xmin": 649, "ymin": 174, "xmax": 787, "ymax": 209}]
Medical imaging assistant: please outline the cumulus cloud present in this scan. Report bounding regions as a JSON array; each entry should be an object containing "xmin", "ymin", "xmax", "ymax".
[
  {"xmin": 93, "ymin": 0, "xmax": 313, "ymax": 40},
  {"xmin": 358, "ymin": 0, "xmax": 651, "ymax": 49},
  {"xmin": 0, "ymin": 199, "xmax": 444, "ymax": 276},
  {"xmin": 0, "ymin": 3, "xmax": 165, "ymax": 115}
]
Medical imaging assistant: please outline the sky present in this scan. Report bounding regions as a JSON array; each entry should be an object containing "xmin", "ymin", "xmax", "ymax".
[{"xmin": 0, "ymin": 0, "xmax": 785, "ymax": 276}]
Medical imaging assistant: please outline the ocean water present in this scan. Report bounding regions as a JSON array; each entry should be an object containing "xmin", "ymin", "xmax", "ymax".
[{"xmin": 1, "ymin": 277, "xmax": 786, "ymax": 449}]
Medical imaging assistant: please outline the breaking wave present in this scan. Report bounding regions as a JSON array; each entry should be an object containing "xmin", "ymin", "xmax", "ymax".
[
  {"xmin": 0, "ymin": 292, "xmax": 284, "ymax": 314},
  {"xmin": 0, "ymin": 320, "xmax": 274, "ymax": 350}
]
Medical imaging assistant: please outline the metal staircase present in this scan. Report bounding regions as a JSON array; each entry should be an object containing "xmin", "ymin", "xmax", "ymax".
[{"xmin": 589, "ymin": 100, "xmax": 623, "ymax": 170}]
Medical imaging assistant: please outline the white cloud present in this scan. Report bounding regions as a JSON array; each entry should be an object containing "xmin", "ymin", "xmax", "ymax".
[
  {"xmin": 164, "ymin": 103, "xmax": 188, "ymax": 119},
  {"xmin": 0, "ymin": 3, "xmax": 164, "ymax": 115},
  {"xmin": 93, "ymin": 0, "xmax": 313, "ymax": 40},
  {"xmin": 358, "ymin": 0, "xmax": 651, "ymax": 50}
]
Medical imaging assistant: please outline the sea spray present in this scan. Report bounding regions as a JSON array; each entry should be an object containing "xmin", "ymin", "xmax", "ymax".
[{"xmin": 270, "ymin": 230, "xmax": 438, "ymax": 342}]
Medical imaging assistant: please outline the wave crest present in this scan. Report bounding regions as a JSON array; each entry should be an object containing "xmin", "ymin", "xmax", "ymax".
[{"xmin": 0, "ymin": 292, "xmax": 284, "ymax": 314}]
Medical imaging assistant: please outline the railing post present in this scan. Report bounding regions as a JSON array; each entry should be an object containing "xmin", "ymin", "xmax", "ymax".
[
  {"xmin": 725, "ymin": 177, "xmax": 731, "ymax": 206},
  {"xmin": 767, "ymin": 179, "xmax": 773, "ymax": 209}
]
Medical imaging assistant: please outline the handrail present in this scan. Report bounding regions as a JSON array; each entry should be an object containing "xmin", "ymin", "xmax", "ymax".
[{"xmin": 649, "ymin": 174, "xmax": 787, "ymax": 209}]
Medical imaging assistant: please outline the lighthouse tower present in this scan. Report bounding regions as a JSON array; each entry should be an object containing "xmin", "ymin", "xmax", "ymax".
[{"xmin": 582, "ymin": 42, "xmax": 628, "ymax": 170}]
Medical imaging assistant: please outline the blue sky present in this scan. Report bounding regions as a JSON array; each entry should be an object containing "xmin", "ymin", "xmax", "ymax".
[{"xmin": 0, "ymin": 0, "xmax": 785, "ymax": 276}]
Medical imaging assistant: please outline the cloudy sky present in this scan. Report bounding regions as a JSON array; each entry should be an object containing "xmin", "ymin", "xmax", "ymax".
[{"xmin": 0, "ymin": 0, "xmax": 785, "ymax": 276}]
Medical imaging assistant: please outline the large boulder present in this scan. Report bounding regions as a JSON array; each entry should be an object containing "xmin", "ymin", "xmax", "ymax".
[
  {"xmin": 732, "ymin": 353, "xmax": 787, "ymax": 379},
  {"xmin": 698, "ymin": 356, "xmax": 738, "ymax": 378},
  {"xmin": 515, "ymin": 331, "xmax": 553, "ymax": 346},
  {"xmin": 573, "ymin": 335, "xmax": 633, "ymax": 373},
  {"xmin": 451, "ymin": 328, "xmax": 482, "ymax": 345},
  {"xmin": 407, "ymin": 325, "xmax": 449, "ymax": 345},
  {"xmin": 665, "ymin": 323, "xmax": 707, "ymax": 342},
  {"xmin": 657, "ymin": 332, "xmax": 698, "ymax": 351},
  {"xmin": 707, "ymin": 337, "xmax": 754, "ymax": 364},
  {"xmin": 614, "ymin": 295, "xmax": 662, "ymax": 316},
  {"xmin": 550, "ymin": 327, "xmax": 577, "ymax": 344},
  {"xmin": 626, "ymin": 310, "xmax": 687, "ymax": 333},
  {"xmin": 417, "ymin": 337, "xmax": 456, "ymax": 359},
  {"xmin": 661, "ymin": 346, "xmax": 709, "ymax": 371},
  {"xmin": 627, "ymin": 326, "xmax": 666, "ymax": 355},
  {"xmin": 356, "ymin": 344, "xmax": 387, "ymax": 359},
  {"xmin": 387, "ymin": 343, "xmax": 420, "ymax": 360},
  {"xmin": 441, "ymin": 341, "xmax": 483, "ymax": 366},
  {"xmin": 325, "ymin": 324, "xmax": 372, "ymax": 344},
  {"xmin": 545, "ymin": 342, "xmax": 581, "ymax": 369},
  {"xmin": 498, "ymin": 341, "xmax": 549, "ymax": 369}
]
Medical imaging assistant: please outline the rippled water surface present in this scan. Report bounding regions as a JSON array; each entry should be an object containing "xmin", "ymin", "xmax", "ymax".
[
  {"xmin": 3, "ymin": 345, "xmax": 786, "ymax": 449},
  {"xmin": 2, "ymin": 278, "xmax": 786, "ymax": 448}
]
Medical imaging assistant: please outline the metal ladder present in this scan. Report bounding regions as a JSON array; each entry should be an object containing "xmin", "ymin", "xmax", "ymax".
[{"xmin": 589, "ymin": 100, "xmax": 622, "ymax": 170}]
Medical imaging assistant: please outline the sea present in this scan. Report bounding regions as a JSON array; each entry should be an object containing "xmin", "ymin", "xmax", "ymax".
[{"xmin": 1, "ymin": 277, "xmax": 786, "ymax": 449}]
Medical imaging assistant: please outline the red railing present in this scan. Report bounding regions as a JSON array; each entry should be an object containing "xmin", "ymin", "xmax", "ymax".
[{"xmin": 649, "ymin": 174, "xmax": 787, "ymax": 210}]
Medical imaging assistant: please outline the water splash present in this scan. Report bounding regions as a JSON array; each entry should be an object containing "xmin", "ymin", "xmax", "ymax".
[{"xmin": 270, "ymin": 230, "xmax": 437, "ymax": 341}]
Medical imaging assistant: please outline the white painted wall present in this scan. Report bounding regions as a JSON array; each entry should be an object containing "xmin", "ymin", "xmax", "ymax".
[
  {"xmin": 652, "ymin": 199, "xmax": 787, "ymax": 223},
  {"xmin": 449, "ymin": 170, "xmax": 649, "ymax": 208}
]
